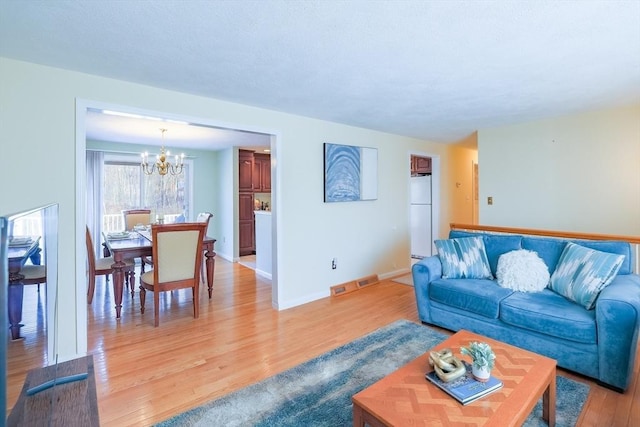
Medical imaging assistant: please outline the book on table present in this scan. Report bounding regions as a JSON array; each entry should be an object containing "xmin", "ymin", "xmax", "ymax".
[{"xmin": 425, "ymin": 361, "xmax": 503, "ymax": 405}]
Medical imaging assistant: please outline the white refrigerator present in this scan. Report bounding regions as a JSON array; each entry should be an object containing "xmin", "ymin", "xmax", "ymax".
[{"xmin": 410, "ymin": 175, "xmax": 432, "ymax": 258}]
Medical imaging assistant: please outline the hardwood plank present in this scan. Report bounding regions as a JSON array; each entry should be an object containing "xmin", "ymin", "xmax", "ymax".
[{"xmin": 6, "ymin": 258, "xmax": 640, "ymax": 426}]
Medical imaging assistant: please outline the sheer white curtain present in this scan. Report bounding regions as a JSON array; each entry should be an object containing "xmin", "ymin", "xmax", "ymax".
[{"xmin": 86, "ymin": 150, "xmax": 104, "ymax": 256}]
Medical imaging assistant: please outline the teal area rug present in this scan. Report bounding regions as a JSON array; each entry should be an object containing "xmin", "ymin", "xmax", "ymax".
[{"xmin": 157, "ymin": 320, "xmax": 590, "ymax": 426}]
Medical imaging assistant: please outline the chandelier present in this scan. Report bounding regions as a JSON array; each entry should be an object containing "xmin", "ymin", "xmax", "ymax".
[{"xmin": 141, "ymin": 128, "xmax": 185, "ymax": 176}]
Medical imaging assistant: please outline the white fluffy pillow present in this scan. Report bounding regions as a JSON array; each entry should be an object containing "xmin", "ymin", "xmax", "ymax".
[{"xmin": 496, "ymin": 249, "xmax": 550, "ymax": 292}]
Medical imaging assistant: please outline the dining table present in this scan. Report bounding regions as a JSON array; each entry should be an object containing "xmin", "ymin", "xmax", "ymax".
[
  {"xmin": 8, "ymin": 236, "xmax": 42, "ymax": 340},
  {"xmin": 103, "ymin": 230, "xmax": 217, "ymax": 319}
]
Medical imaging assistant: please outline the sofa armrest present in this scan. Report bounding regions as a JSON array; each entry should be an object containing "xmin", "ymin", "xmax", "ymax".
[
  {"xmin": 595, "ymin": 274, "xmax": 640, "ymax": 391},
  {"xmin": 412, "ymin": 256, "xmax": 442, "ymax": 324}
]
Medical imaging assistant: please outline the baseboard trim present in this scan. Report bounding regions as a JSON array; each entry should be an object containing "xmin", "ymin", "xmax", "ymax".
[
  {"xmin": 378, "ymin": 268, "xmax": 411, "ymax": 281},
  {"xmin": 275, "ymin": 290, "xmax": 330, "ymax": 311},
  {"xmin": 255, "ymin": 269, "xmax": 272, "ymax": 280},
  {"xmin": 215, "ymin": 252, "xmax": 234, "ymax": 262}
]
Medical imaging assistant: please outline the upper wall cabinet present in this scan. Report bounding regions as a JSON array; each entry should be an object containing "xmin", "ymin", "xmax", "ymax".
[
  {"xmin": 253, "ymin": 153, "xmax": 271, "ymax": 192},
  {"xmin": 239, "ymin": 149, "xmax": 254, "ymax": 192},
  {"xmin": 411, "ymin": 155, "xmax": 432, "ymax": 176}
]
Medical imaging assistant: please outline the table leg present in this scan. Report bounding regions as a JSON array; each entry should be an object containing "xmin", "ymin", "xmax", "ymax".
[
  {"xmin": 111, "ymin": 257, "xmax": 126, "ymax": 319},
  {"xmin": 205, "ymin": 248, "xmax": 216, "ymax": 299},
  {"xmin": 8, "ymin": 282, "xmax": 25, "ymax": 340},
  {"xmin": 543, "ymin": 371, "xmax": 556, "ymax": 427},
  {"xmin": 352, "ymin": 403, "xmax": 365, "ymax": 427}
]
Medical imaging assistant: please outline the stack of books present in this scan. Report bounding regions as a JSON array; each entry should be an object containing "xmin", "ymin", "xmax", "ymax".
[{"xmin": 425, "ymin": 361, "xmax": 503, "ymax": 405}]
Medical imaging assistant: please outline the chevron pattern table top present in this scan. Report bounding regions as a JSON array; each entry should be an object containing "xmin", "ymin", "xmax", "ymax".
[{"xmin": 352, "ymin": 329, "xmax": 557, "ymax": 427}]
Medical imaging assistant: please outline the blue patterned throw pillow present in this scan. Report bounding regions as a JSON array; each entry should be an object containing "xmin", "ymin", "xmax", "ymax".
[
  {"xmin": 434, "ymin": 236, "xmax": 493, "ymax": 279},
  {"xmin": 549, "ymin": 242, "xmax": 625, "ymax": 310}
]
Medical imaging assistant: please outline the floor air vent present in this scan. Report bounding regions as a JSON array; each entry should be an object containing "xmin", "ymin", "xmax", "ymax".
[{"xmin": 331, "ymin": 274, "xmax": 379, "ymax": 297}]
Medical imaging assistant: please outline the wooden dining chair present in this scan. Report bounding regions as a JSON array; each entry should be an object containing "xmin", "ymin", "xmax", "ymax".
[
  {"xmin": 86, "ymin": 226, "xmax": 135, "ymax": 304},
  {"xmin": 122, "ymin": 208, "xmax": 153, "ymax": 271},
  {"xmin": 143, "ymin": 213, "xmax": 212, "ymax": 279},
  {"xmin": 20, "ymin": 264, "xmax": 47, "ymax": 287},
  {"xmin": 196, "ymin": 212, "xmax": 213, "ymax": 283},
  {"xmin": 138, "ymin": 222, "xmax": 207, "ymax": 326},
  {"xmin": 196, "ymin": 212, "xmax": 213, "ymax": 228},
  {"xmin": 122, "ymin": 209, "xmax": 152, "ymax": 231}
]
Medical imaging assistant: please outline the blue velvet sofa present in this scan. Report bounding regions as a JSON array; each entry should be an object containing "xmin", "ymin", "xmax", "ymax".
[{"xmin": 412, "ymin": 229, "xmax": 640, "ymax": 392}]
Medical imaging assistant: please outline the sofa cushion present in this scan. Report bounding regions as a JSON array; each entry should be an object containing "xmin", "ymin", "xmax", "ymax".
[
  {"xmin": 435, "ymin": 236, "xmax": 493, "ymax": 279},
  {"xmin": 496, "ymin": 249, "xmax": 550, "ymax": 292},
  {"xmin": 521, "ymin": 237, "xmax": 632, "ymax": 276},
  {"xmin": 450, "ymin": 230, "xmax": 522, "ymax": 275},
  {"xmin": 569, "ymin": 240, "xmax": 633, "ymax": 275},
  {"xmin": 550, "ymin": 242, "xmax": 625, "ymax": 310},
  {"xmin": 500, "ymin": 289, "xmax": 597, "ymax": 344},
  {"xmin": 430, "ymin": 278, "xmax": 513, "ymax": 319},
  {"xmin": 521, "ymin": 236, "xmax": 567, "ymax": 274}
]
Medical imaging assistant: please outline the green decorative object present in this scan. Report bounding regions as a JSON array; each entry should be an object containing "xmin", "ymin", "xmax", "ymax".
[{"xmin": 461, "ymin": 341, "xmax": 496, "ymax": 370}]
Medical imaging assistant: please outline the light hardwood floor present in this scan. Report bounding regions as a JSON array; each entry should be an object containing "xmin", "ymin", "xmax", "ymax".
[{"xmin": 7, "ymin": 258, "xmax": 640, "ymax": 426}]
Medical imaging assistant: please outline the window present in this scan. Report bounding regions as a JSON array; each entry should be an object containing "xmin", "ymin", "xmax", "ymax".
[
  {"xmin": 102, "ymin": 153, "xmax": 192, "ymax": 232},
  {"xmin": 10, "ymin": 210, "xmax": 42, "ymax": 237}
]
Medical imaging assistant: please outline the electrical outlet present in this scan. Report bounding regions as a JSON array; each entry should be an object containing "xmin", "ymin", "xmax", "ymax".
[{"xmin": 331, "ymin": 258, "xmax": 337, "ymax": 270}]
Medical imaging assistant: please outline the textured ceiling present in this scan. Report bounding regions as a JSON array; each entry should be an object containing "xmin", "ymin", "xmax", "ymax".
[{"xmin": 1, "ymin": 0, "xmax": 639, "ymax": 147}]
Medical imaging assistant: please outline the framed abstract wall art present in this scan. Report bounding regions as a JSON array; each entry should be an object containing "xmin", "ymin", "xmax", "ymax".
[{"xmin": 324, "ymin": 143, "xmax": 378, "ymax": 202}]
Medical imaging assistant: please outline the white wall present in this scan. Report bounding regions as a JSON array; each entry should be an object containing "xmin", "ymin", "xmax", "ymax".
[
  {"xmin": 0, "ymin": 57, "xmax": 454, "ymax": 360},
  {"xmin": 214, "ymin": 147, "xmax": 235, "ymax": 261},
  {"xmin": 478, "ymin": 105, "xmax": 640, "ymax": 235}
]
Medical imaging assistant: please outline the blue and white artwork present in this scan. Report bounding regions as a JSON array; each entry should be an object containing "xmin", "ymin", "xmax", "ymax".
[{"xmin": 324, "ymin": 143, "xmax": 378, "ymax": 203}]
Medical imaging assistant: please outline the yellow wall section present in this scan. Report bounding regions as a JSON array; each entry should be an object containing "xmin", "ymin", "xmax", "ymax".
[
  {"xmin": 447, "ymin": 133, "xmax": 478, "ymax": 227},
  {"xmin": 478, "ymin": 105, "xmax": 640, "ymax": 235}
]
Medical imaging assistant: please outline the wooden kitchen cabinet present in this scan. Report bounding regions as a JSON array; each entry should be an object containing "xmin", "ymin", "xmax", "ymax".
[
  {"xmin": 239, "ymin": 192, "xmax": 255, "ymax": 255},
  {"xmin": 411, "ymin": 155, "xmax": 432, "ymax": 176},
  {"xmin": 239, "ymin": 220, "xmax": 254, "ymax": 256},
  {"xmin": 253, "ymin": 153, "xmax": 271, "ymax": 192},
  {"xmin": 239, "ymin": 150, "xmax": 271, "ymax": 256},
  {"xmin": 239, "ymin": 149, "xmax": 254, "ymax": 192}
]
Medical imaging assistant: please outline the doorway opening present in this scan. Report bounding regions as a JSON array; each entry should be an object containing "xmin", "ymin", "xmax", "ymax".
[
  {"xmin": 76, "ymin": 100, "xmax": 281, "ymax": 353},
  {"xmin": 238, "ymin": 148, "xmax": 272, "ymax": 279},
  {"xmin": 410, "ymin": 155, "xmax": 433, "ymax": 266},
  {"xmin": 409, "ymin": 153, "xmax": 440, "ymax": 272}
]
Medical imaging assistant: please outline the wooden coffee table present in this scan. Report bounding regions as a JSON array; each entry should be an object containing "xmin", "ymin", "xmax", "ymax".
[{"xmin": 352, "ymin": 329, "xmax": 556, "ymax": 427}]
